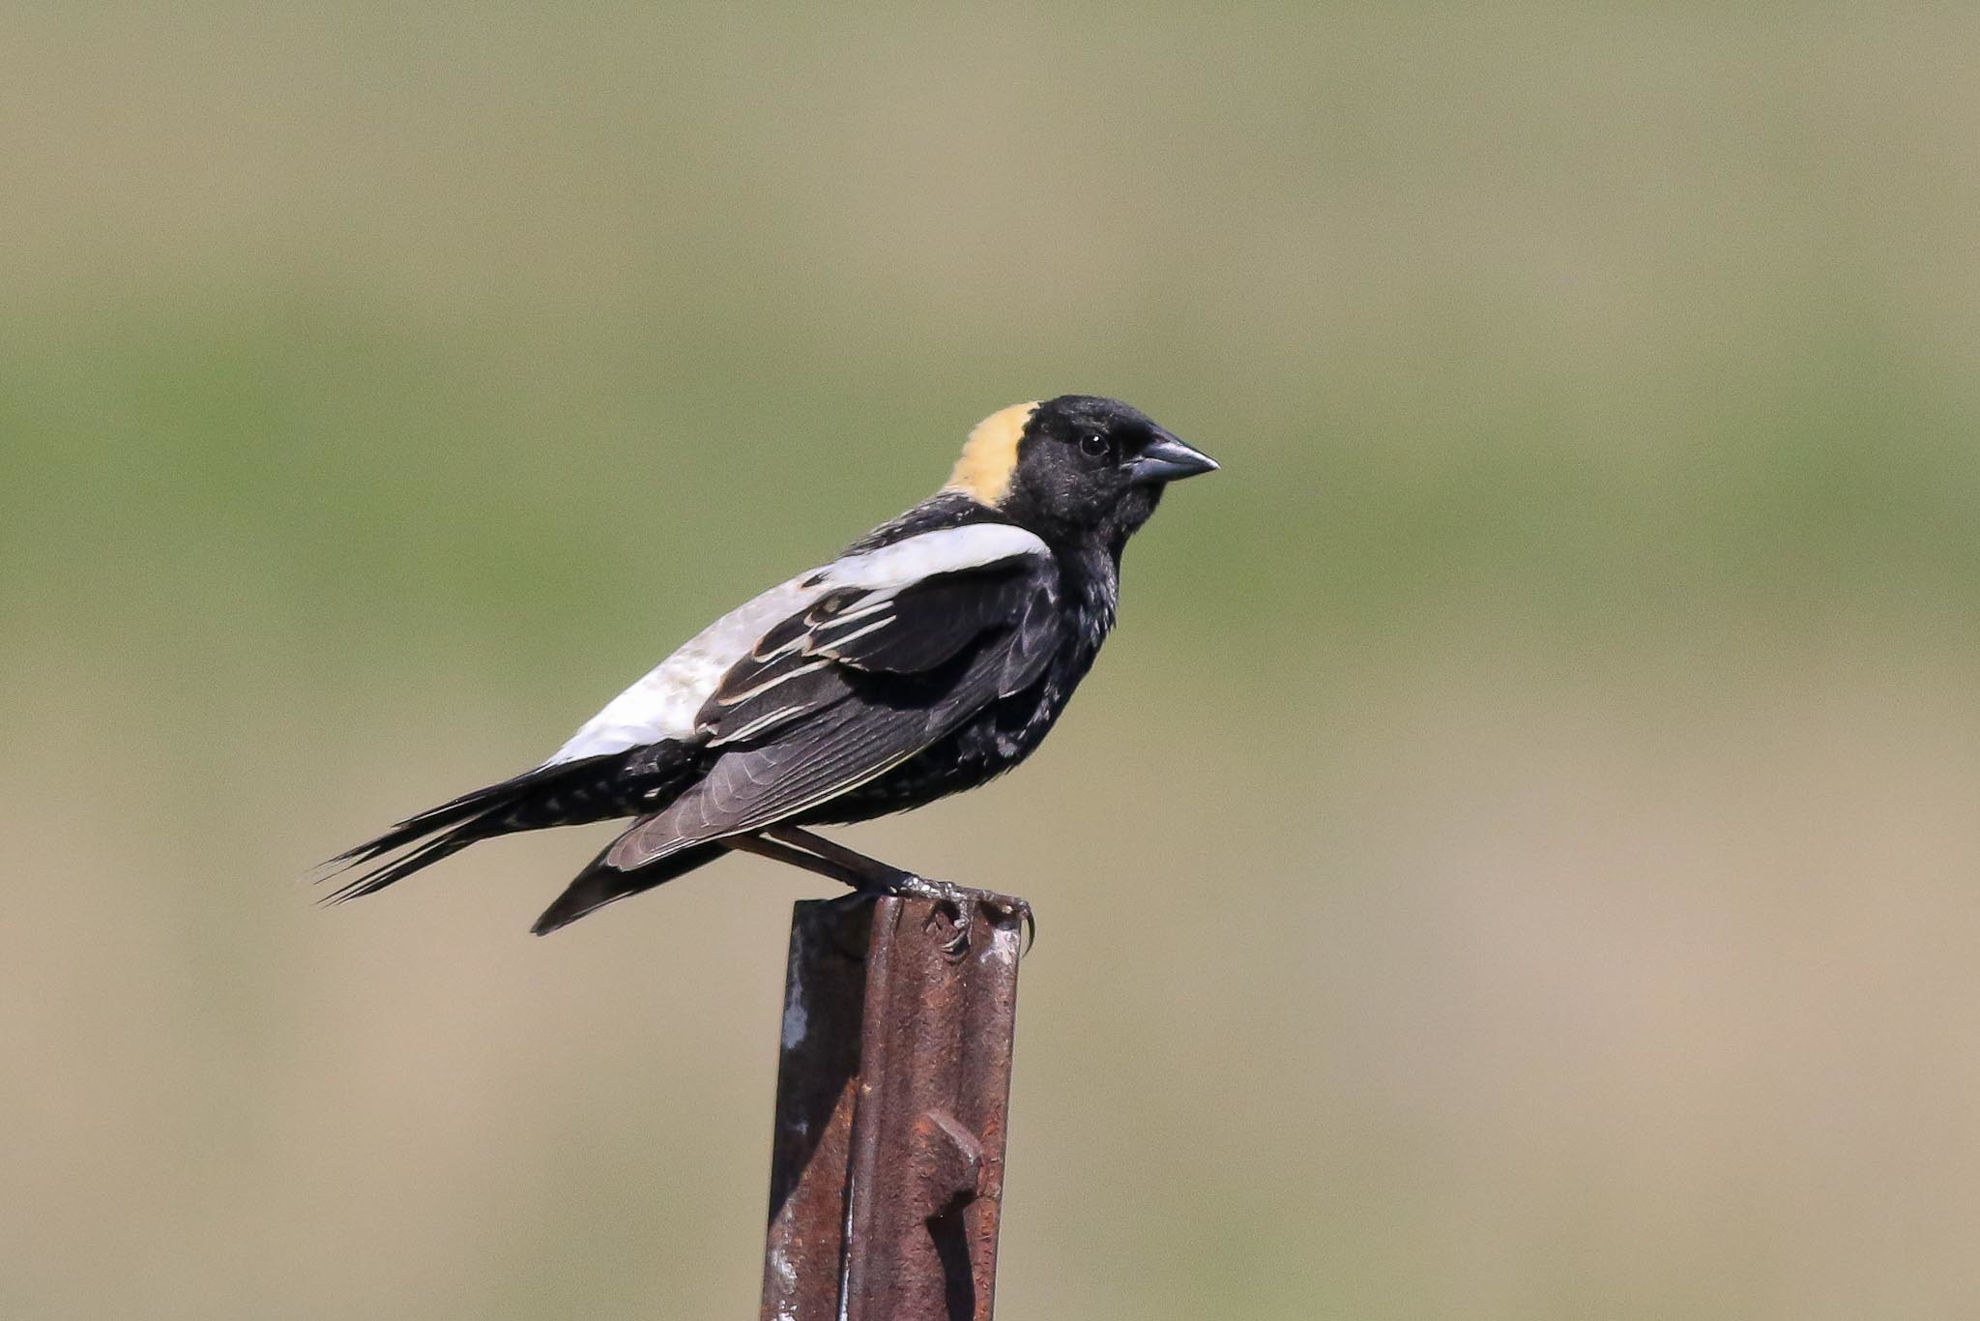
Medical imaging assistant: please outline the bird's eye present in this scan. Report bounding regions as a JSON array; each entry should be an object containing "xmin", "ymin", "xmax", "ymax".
[{"xmin": 1078, "ymin": 433, "xmax": 1110, "ymax": 460}]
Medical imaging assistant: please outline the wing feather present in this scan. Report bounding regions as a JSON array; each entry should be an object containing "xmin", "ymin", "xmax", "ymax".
[
  {"xmin": 695, "ymin": 556, "xmax": 1052, "ymax": 748},
  {"xmin": 607, "ymin": 558, "xmax": 1060, "ymax": 870},
  {"xmin": 546, "ymin": 522, "xmax": 1048, "ymax": 764},
  {"xmin": 606, "ymin": 700, "xmax": 933, "ymax": 868}
]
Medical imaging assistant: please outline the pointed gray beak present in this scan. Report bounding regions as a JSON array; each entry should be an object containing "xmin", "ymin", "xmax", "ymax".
[{"xmin": 1130, "ymin": 429, "xmax": 1219, "ymax": 484}]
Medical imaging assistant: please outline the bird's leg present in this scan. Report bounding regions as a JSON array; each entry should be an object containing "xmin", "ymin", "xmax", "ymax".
[
  {"xmin": 722, "ymin": 832, "xmax": 872, "ymax": 889},
  {"xmin": 758, "ymin": 825, "xmax": 919, "ymax": 889},
  {"xmin": 727, "ymin": 828, "xmax": 965, "ymax": 954},
  {"xmin": 721, "ymin": 831, "xmax": 911, "ymax": 941},
  {"xmin": 761, "ymin": 825, "xmax": 1034, "ymax": 956}
]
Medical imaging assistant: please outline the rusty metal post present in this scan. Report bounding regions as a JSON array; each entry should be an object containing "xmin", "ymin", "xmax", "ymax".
[{"xmin": 760, "ymin": 891, "xmax": 1025, "ymax": 1321}]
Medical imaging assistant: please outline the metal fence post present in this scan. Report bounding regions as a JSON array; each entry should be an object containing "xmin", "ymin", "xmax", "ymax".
[{"xmin": 760, "ymin": 892, "xmax": 1025, "ymax": 1321}]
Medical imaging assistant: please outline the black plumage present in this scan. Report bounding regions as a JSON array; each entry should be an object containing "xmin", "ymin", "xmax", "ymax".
[{"xmin": 323, "ymin": 395, "xmax": 1217, "ymax": 932}]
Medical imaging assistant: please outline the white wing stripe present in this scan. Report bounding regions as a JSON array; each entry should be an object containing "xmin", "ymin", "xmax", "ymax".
[
  {"xmin": 711, "ymin": 657, "xmax": 831, "ymax": 708},
  {"xmin": 810, "ymin": 615, "xmax": 893, "ymax": 651},
  {"xmin": 707, "ymin": 705, "xmax": 808, "ymax": 747},
  {"xmin": 814, "ymin": 595, "xmax": 895, "ymax": 626}
]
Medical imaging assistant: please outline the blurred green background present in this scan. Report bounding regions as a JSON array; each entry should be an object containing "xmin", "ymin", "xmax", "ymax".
[{"xmin": 6, "ymin": 4, "xmax": 1980, "ymax": 1318}]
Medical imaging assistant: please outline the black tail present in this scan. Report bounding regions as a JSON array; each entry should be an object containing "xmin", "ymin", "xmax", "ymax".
[
  {"xmin": 529, "ymin": 837, "xmax": 729, "ymax": 935},
  {"xmin": 320, "ymin": 748, "xmax": 689, "ymax": 905}
]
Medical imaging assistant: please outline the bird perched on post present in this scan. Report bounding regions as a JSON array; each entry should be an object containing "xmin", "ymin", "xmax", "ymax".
[{"xmin": 324, "ymin": 395, "xmax": 1217, "ymax": 936}]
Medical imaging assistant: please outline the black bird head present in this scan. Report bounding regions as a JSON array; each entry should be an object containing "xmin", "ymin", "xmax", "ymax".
[{"xmin": 945, "ymin": 395, "xmax": 1218, "ymax": 548}]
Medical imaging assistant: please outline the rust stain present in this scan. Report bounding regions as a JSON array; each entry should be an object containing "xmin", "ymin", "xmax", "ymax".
[{"xmin": 760, "ymin": 891, "xmax": 1026, "ymax": 1321}]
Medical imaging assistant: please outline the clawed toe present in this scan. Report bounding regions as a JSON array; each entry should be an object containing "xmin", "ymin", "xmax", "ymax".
[
  {"xmin": 964, "ymin": 890, "xmax": 1034, "ymax": 956},
  {"xmin": 883, "ymin": 875, "xmax": 1034, "ymax": 959},
  {"xmin": 889, "ymin": 874, "xmax": 973, "ymax": 958},
  {"xmin": 1001, "ymin": 896, "xmax": 1036, "ymax": 956}
]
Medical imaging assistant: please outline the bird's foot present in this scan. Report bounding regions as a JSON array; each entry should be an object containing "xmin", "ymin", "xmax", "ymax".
[
  {"xmin": 885, "ymin": 875, "xmax": 1035, "ymax": 960},
  {"xmin": 888, "ymin": 874, "xmax": 975, "ymax": 958}
]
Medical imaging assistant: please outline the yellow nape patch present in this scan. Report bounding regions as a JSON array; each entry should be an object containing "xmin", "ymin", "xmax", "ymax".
[{"xmin": 944, "ymin": 401, "xmax": 1039, "ymax": 505}]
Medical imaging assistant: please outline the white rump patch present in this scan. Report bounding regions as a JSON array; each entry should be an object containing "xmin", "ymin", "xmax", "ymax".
[{"xmin": 544, "ymin": 522, "xmax": 1050, "ymax": 764}]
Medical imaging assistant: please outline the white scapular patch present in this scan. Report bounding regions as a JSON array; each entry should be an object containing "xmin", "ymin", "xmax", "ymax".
[
  {"xmin": 544, "ymin": 522, "xmax": 1049, "ymax": 764},
  {"xmin": 809, "ymin": 522, "xmax": 1046, "ymax": 593}
]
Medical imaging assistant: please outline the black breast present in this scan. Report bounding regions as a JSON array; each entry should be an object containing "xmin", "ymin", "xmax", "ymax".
[{"xmin": 803, "ymin": 546, "xmax": 1119, "ymax": 824}]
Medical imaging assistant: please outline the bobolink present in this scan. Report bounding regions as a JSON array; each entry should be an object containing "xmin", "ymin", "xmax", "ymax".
[{"xmin": 326, "ymin": 395, "xmax": 1216, "ymax": 934}]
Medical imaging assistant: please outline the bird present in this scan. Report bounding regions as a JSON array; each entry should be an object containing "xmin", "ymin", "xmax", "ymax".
[{"xmin": 322, "ymin": 395, "xmax": 1217, "ymax": 939}]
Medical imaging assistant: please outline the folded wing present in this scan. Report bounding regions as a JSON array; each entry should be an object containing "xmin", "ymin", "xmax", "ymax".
[{"xmin": 602, "ymin": 552, "xmax": 1060, "ymax": 872}]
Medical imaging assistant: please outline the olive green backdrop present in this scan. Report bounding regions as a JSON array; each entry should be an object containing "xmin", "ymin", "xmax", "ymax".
[{"xmin": 6, "ymin": 5, "xmax": 1979, "ymax": 1318}]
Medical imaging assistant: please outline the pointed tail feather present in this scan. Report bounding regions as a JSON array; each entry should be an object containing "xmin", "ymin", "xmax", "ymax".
[
  {"xmin": 530, "ymin": 837, "xmax": 730, "ymax": 934},
  {"xmin": 322, "ymin": 831, "xmax": 483, "ymax": 904},
  {"xmin": 324, "ymin": 769, "xmax": 565, "ymax": 872},
  {"xmin": 319, "ymin": 751, "xmax": 671, "ymax": 905}
]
